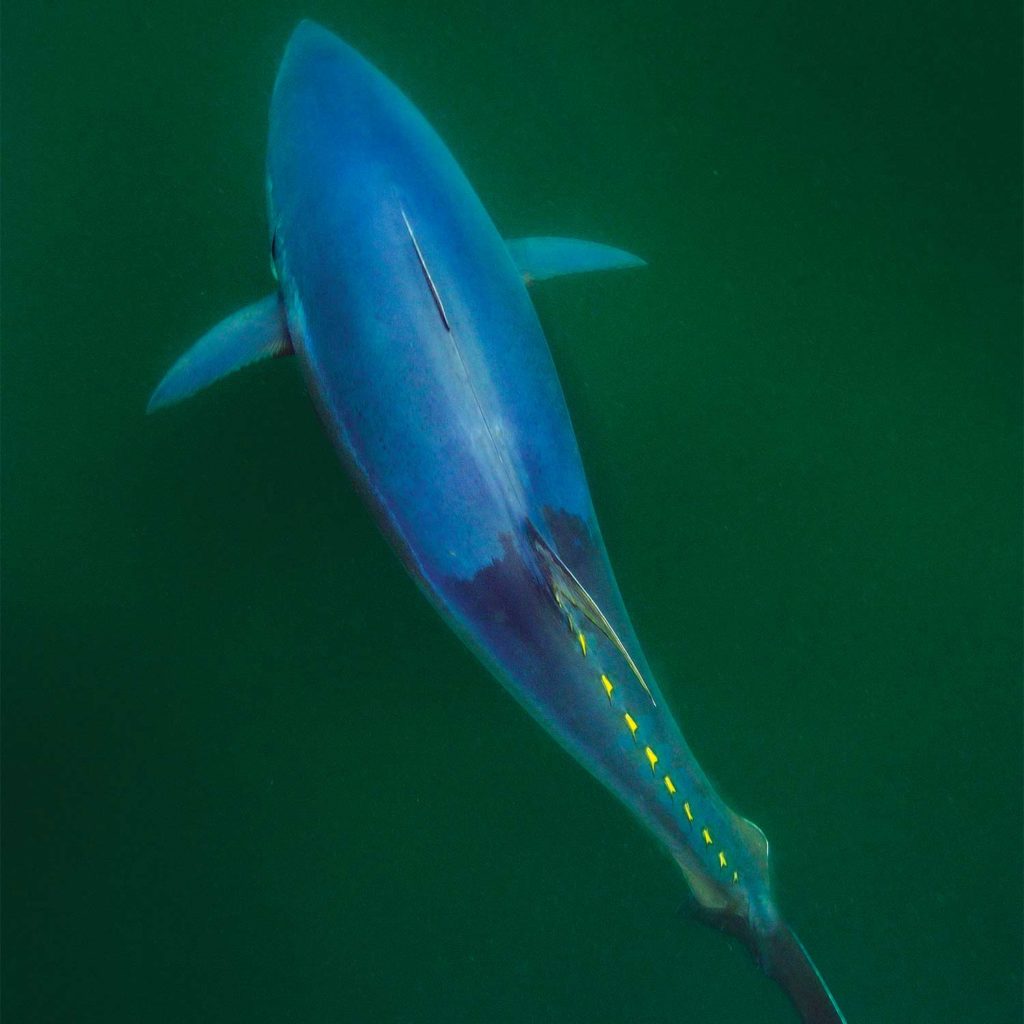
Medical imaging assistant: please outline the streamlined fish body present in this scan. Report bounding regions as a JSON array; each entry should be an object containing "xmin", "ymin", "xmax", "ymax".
[{"xmin": 150, "ymin": 22, "xmax": 845, "ymax": 1023}]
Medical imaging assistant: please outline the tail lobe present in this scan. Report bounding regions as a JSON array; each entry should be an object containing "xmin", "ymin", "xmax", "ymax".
[{"xmin": 760, "ymin": 920, "xmax": 847, "ymax": 1024}]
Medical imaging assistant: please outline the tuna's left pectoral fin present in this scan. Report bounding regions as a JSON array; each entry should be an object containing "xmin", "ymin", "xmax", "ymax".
[
  {"xmin": 147, "ymin": 293, "xmax": 291, "ymax": 413},
  {"xmin": 506, "ymin": 236, "xmax": 646, "ymax": 284}
]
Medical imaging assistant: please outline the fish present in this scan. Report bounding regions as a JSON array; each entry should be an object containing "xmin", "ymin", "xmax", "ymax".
[{"xmin": 149, "ymin": 20, "xmax": 847, "ymax": 1023}]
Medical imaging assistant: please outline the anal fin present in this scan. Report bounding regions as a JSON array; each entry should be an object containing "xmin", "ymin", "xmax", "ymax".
[{"xmin": 675, "ymin": 850, "xmax": 732, "ymax": 915}]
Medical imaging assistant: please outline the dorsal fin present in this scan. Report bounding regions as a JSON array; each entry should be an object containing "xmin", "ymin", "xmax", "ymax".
[
  {"xmin": 400, "ymin": 207, "xmax": 450, "ymax": 331},
  {"xmin": 528, "ymin": 525, "xmax": 656, "ymax": 707}
]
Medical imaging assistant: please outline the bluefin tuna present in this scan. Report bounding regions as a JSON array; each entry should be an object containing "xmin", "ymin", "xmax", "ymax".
[{"xmin": 149, "ymin": 21, "xmax": 846, "ymax": 1023}]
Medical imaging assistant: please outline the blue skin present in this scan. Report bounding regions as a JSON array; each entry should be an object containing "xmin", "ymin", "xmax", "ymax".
[
  {"xmin": 154, "ymin": 21, "xmax": 845, "ymax": 1023},
  {"xmin": 270, "ymin": 17, "xmax": 760, "ymax": 908}
]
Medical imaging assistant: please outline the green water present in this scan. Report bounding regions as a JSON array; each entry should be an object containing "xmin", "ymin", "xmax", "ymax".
[{"xmin": 3, "ymin": 2, "xmax": 1020, "ymax": 1021}]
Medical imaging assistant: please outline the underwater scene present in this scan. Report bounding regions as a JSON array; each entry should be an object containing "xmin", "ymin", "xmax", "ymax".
[{"xmin": 3, "ymin": 2, "xmax": 1021, "ymax": 1022}]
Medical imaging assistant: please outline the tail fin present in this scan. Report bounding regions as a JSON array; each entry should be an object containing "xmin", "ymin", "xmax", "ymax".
[{"xmin": 760, "ymin": 920, "xmax": 847, "ymax": 1024}]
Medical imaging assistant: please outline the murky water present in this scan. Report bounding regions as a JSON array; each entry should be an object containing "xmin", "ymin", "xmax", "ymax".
[{"xmin": 3, "ymin": 2, "xmax": 1021, "ymax": 1021}]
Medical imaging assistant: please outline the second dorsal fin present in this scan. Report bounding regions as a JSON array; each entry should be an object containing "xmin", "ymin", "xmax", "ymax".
[
  {"xmin": 731, "ymin": 813, "xmax": 770, "ymax": 879},
  {"xmin": 527, "ymin": 524, "xmax": 656, "ymax": 707}
]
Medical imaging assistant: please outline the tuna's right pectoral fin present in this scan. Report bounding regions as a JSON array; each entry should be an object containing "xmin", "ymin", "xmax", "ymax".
[{"xmin": 147, "ymin": 292, "xmax": 292, "ymax": 412}]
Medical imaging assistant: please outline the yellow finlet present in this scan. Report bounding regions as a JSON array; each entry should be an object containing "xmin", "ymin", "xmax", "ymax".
[
  {"xmin": 600, "ymin": 674, "xmax": 614, "ymax": 700},
  {"xmin": 702, "ymin": 827, "xmax": 713, "ymax": 846},
  {"xmin": 623, "ymin": 712, "xmax": 638, "ymax": 740},
  {"xmin": 683, "ymin": 802, "xmax": 694, "ymax": 822},
  {"xmin": 663, "ymin": 775, "xmax": 676, "ymax": 796},
  {"xmin": 577, "ymin": 631, "xmax": 587, "ymax": 656},
  {"xmin": 644, "ymin": 746, "xmax": 658, "ymax": 772},
  {"xmin": 718, "ymin": 851, "xmax": 728, "ymax": 868},
  {"xmin": 732, "ymin": 870, "xmax": 740, "ymax": 883}
]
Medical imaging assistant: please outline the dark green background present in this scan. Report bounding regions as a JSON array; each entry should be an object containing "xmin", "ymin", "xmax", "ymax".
[{"xmin": 3, "ymin": 2, "xmax": 1020, "ymax": 1021}]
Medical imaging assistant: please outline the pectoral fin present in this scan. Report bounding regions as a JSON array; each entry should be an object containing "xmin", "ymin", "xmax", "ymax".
[
  {"xmin": 506, "ymin": 236, "xmax": 646, "ymax": 283},
  {"xmin": 147, "ymin": 293, "xmax": 291, "ymax": 412}
]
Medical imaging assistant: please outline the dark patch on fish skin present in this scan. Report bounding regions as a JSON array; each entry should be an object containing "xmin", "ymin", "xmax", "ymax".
[
  {"xmin": 439, "ymin": 509, "xmax": 653, "ymax": 717},
  {"xmin": 439, "ymin": 525, "xmax": 607, "ymax": 719},
  {"xmin": 438, "ymin": 510, "xmax": 655, "ymax": 709},
  {"xmin": 541, "ymin": 506, "xmax": 642, "ymax": 659},
  {"xmin": 543, "ymin": 505, "xmax": 595, "ymax": 567},
  {"xmin": 442, "ymin": 510, "xmax": 607, "ymax": 658},
  {"xmin": 443, "ymin": 531, "xmax": 556, "ymax": 656},
  {"xmin": 542, "ymin": 507, "xmax": 615, "ymax": 603}
]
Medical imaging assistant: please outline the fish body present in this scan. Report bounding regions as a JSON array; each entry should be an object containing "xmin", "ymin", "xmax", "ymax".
[
  {"xmin": 150, "ymin": 21, "xmax": 845, "ymax": 1023},
  {"xmin": 268, "ymin": 19, "xmax": 760, "ymax": 906}
]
